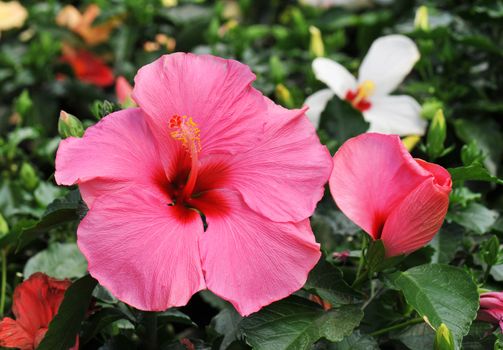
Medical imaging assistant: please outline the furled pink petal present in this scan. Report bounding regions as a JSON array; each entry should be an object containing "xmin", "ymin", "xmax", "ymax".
[
  {"xmin": 77, "ymin": 187, "xmax": 205, "ymax": 311},
  {"xmin": 132, "ymin": 53, "xmax": 267, "ymax": 159},
  {"xmin": 194, "ymin": 190, "xmax": 321, "ymax": 316},
  {"xmin": 55, "ymin": 108, "xmax": 167, "ymax": 207},
  {"xmin": 226, "ymin": 99, "xmax": 332, "ymax": 222},
  {"xmin": 380, "ymin": 176, "xmax": 450, "ymax": 256},
  {"xmin": 329, "ymin": 133, "xmax": 430, "ymax": 238},
  {"xmin": 478, "ymin": 292, "xmax": 503, "ymax": 330}
]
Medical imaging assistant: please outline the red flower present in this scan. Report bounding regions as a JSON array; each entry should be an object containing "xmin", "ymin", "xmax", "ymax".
[
  {"xmin": 0, "ymin": 273, "xmax": 77, "ymax": 350},
  {"xmin": 61, "ymin": 46, "xmax": 114, "ymax": 87}
]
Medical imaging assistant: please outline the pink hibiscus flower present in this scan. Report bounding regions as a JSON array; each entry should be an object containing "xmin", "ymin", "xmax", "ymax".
[
  {"xmin": 478, "ymin": 292, "xmax": 503, "ymax": 330},
  {"xmin": 55, "ymin": 53, "xmax": 332, "ymax": 316},
  {"xmin": 329, "ymin": 133, "xmax": 451, "ymax": 257}
]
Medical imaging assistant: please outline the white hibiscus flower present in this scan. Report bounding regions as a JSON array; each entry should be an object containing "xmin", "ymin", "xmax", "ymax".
[{"xmin": 305, "ymin": 34, "xmax": 427, "ymax": 136}]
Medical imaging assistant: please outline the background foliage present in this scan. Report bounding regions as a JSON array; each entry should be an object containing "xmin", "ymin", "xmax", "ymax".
[{"xmin": 0, "ymin": 0, "xmax": 502, "ymax": 349}]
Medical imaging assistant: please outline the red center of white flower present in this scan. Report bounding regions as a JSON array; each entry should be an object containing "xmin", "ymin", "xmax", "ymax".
[
  {"xmin": 169, "ymin": 115, "xmax": 201, "ymax": 203},
  {"xmin": 345, "ymin": 80, "xmax": 375, "ymax": 112}
]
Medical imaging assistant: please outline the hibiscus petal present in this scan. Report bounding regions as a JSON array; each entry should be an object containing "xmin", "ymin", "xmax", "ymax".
[
  {"xmin": 0, "ymin": 318, "xmax": 34, "ymax": 350},
  {"xmin": 304, "ymin": 88, "xmax": 334, "ymax": 128},
  {"xmin": 55, "ymin": 108, "xmax": 167, "ymax": 207},
  {"xmin": 381, "ymin": 176, "xmax": 451, "ymax": 257},
  {"xmin": 227, "ymin": 99, "xmax": 332, "ymax": 223},
  {"xmin": 132, "ymin": 53, "xmax": 267, "ymax": 158},
  {"xmin": 364, "ymin": 95, "xmax": 427, "ymax": 136},
  {"xmin": 78, "ymin": 187, "xmax": 205, "ymax": 311},
  {"xmin": 358, "ymin": 35, "xmax": 420, "ymax": 96},
  {"xmin": 312, "ymin": 57, "xmax": 357, "ymax": 99},
  {"xmin": 195, "ymin": 190, "xmax": 321, "ymax": 316},
  {"xmin": 329, "ymin": 133, "xmax": 430, "ymax": 239}
]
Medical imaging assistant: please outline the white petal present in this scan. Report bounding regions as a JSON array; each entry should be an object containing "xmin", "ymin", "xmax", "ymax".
[
  {"xmin": 363, "ymin": 95, "xmax": 427, "ymax": 136},
  {"xmin": 358, "ymin": 35, "xmax": 420, "ymax": 96},
  {"xmin": 304, "ymin": 89, "xmax": 334, "ymax": 128},
  {"xmin": 312, "ymin": 57, "xmax": 357, "ymax": 99},
  {"xmin": 300, "ymin": 0, "xmax": 372, "ymax": 9}
]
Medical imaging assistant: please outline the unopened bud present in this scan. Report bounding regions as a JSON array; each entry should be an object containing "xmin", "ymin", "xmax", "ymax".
[
  {"xmin": 20, "ymin": 162, "xmax": 39, "ymax": 191},
  {"xmin": 58, "ymin": 110, "xmax": 84, "ymax": 138},
  {"xmin": 434, "ymin": 323, "xmax": 454, "ymax": 350},
  {"xmin": 309, "ymin": 26, "xmax": 325, "ymax": 57},
  {"xmin": 414, "ymin": 6, "xmax": 429, "ymax": 31},
  {"xmin": 427, "ymin": 109, "xmax": 446, "ymax": 160},
  {"xmin": 275, "ymin": 84, "xmax": 294, "ymax": 108},
  {"xmin": 0, "ymin": 213, "xmax": 8, "ymax": 238}
]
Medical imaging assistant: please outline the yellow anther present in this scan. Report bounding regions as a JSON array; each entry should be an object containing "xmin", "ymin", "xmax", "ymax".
[
  {"xmin": 353, "ymin": 80, "xmax": 375, "ymax": 106},
  {"xmin": 169, "ymin": 115, "xmax": 201, "ymax": 155}
]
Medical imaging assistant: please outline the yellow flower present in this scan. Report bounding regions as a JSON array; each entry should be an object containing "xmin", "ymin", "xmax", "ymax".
[{"xmin": 0, "ymin": 1, "xmax": 27, "ymax": 32}]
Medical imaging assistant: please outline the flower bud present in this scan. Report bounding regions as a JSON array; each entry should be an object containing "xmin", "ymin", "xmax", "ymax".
[
  {"xmin": 20, "ymin": 162, "xmax": 39, "ymax": 191},
  {"xmin": 0, "ymin": 213, "xmax": 8, "ymax": 238},
  {"xmin": 309, "ymin": 26, "xmax": 325, "ymax": 58},
  {"xmin": 434, "ymin": 323, "xmax": 454, "ymax": 350},
  {"xmin": 58, "ymin": 110, "xmax": 84, "ymax": 138},
  {"xmin": 275, "ymin": 84, "xmax": 294, "ymax": 108},
  {"xmin": 427, "ymin": 109, "xmax": 446, "ymax": 160},
  {"xmin": 414, "ymin": 6, "xmax": 429, "ymax": 31}
]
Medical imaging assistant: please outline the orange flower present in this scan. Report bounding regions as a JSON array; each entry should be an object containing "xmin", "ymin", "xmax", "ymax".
[
  {"xmin": 56, "ymin": 4, "xmax": 121, "ymax": 46},
  {"xmin": 0, "ymin": 273, "xmax": 77, "ymax": 350}
]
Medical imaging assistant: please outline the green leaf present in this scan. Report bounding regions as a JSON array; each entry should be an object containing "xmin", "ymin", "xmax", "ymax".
[
  {"xmin": 320, "ymin": 97, "xmax": 369, "ymax": 146},
  {"xmin": 211, "ymin": 308, "xmax": 243, "ymax": 350},
  {"xmin": 23, "ymin": 242, "xmax": 87, "ymax": 279},
  {"xmin": 304, "ymin": 258, "xmax": 363, "ymax": 306},
  {"xmin": 366, "ymin": 240, "xmax": 405, "ymax": 274},
  {"xmin": 331, "ymin": 331, "xmax": 379, "ymax": 349},
  {"xmin": 17, "ymin": 190, "xmax": 82, "ymax": 250},
  {"xmin": 448, "ymin": 163, "xmax": 503, "ymax": 184},
  {"xmin": 158, "ymin": 308, "xmax": 196, "ymax": 326},
  {"xmin": 430, "ymin": 223, "xmax": 464, "ymax": 264},
  {"xmin": 37, "ymin": 275, "xmax": 98, "ymax": 350},
  {"xmin": 387, "ymin": 264, "xmax": 479, "ymax": 348},
  {"xmin": 80, "ymin": 308, "xmax": 127, "ymax": 344},
  {"xmin": 390, "ymin": 323, "xmax": 435, "ymax": 350},
  {"xmin": 447, "ymin": 202, "xmax": 499, "ymax": 234},
  {"xmin": 239, "ymin": 296, "xmax": 363, "ymax": 350},
  {"xmin": 479, "ymin": 235, "xmax": 500, "ymax": 267},
  {"xmin": 462, "ymin": 321, "xmax": 495, "ymax": 350},
  {"xmin": 454, "ymin": 119, "xmax": 503, "ymax": 175}
]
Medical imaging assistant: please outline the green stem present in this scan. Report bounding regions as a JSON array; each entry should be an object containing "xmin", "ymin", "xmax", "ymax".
[
  {"xmin": 0, "ymin": 249, "xmax": 7, "ymax": 317},
  {"xmin": 370, "ymin": 317, "xmax": 423, "ymax": 337},
  {"xmin": 352, "ymin": 234, "xmax": 369, "ymax": 288},
  {"xmin": 483, "ymin": 264, "xmax": 492, "ymax": 283},
  {"xmin": 143, "ymin": 311, "xmax": 158, "ymax": 350}
]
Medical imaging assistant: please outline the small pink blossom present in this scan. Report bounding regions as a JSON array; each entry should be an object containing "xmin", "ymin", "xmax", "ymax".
[
  {"xmin": 115, "ymin": 76, "xmax": 136, "ymax": 107},
  {"xmin": 478, "ymin": 292, "xmax": 503, "ymax": 330},
  {"xmin": 329, "ymin": 133, "xmax": 451, "ymax": 257},
  {"xmin": 55, "ymin": 53, "xmax": 332, "ymax": 316},
  {"xmin": 332, "ymin": 250, "xmax": 350, "ymax": 262}
]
